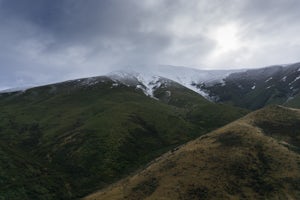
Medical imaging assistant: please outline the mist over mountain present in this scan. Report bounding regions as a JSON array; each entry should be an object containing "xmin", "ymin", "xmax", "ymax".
[{"xmin": 2, "ymin": 62, "xmax": 300, "ymax": 110}]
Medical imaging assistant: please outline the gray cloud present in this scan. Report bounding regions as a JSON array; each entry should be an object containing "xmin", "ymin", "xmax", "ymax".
[{"xmin": 0, "ymin": 0, "xmax": 300, "ymax": 88}]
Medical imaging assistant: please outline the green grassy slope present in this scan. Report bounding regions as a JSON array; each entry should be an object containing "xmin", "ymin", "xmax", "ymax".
[
  {"xmin": 0, "ymin": 77, "xmax": 247, "ymax": 199},
  {"xmin": 0, "ymin": 142, "xmax": 71, "ymax": 200},
  {"xmin": 85, "ymin": 105, "xmax": 300, "ymax": 200}
]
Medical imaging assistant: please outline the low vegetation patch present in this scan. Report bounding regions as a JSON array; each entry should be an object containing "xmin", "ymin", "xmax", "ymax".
[{"xmin": 216, "ymin": 132, "xmax": 243, "ymax": 147}]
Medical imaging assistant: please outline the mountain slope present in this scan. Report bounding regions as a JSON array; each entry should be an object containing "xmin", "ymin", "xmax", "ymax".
[
  {"xmin": 200, "ymin": 63, "xmax": 300, "ymax": 109},
  {"xmin": 84, "ymin": 105, "xmax": 300, "ymax": 200},
  {"xmin": 110, "ymin": 64, "xmax": 240, "ymax": 98},
  {"xmin": 0, "ymin": 75, "xmax": 246, "ymax": 199}
]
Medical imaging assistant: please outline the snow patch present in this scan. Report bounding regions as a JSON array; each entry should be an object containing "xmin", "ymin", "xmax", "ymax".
[
  {"xmin": 111, "ymin": 83, "xmax": 119, "ymax": 88},
  {"xmin": 289, "ymin": 76, "xmax": 300, "ymax": 85},
  {"xmin": 251, "ymin": 85, "xmax": 256, "ymax": 90},
  {"xmin": 165, "ymin": 91, "xmax": 171, "ymax": 97},
  {"xmin": 265, "ymin": 77, "xmax": 273, "ymax": 82},
  {"xmin": 137, "ymin": 75, "xmax": 161, "ymax": 98},
  {"xmin": 136, "ymin": 85, "xmax": 144, "ymax": 90},
  {"xmin": 281, "ymin": 76, "xmax": 287, "ymax": 82}
]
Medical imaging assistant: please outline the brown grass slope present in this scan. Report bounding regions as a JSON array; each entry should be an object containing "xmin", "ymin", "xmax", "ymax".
[{"xmin": 84, "ymin": 105, "xmax": 300, "ymax": 200}]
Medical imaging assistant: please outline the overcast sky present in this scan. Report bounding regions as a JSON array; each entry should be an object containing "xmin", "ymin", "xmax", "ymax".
[{"xmin": 1, "ymin": 0, "xmax": 300, "ymax": 89}]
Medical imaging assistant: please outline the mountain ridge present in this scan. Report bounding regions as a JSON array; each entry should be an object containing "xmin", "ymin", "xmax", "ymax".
[
  {"xmin": 0, "ymin": 64, "xmax": 242, "ymax": 99},
  {"xmin": 2, "ymin": 62, "xmax": 300, "ymax": 109}
]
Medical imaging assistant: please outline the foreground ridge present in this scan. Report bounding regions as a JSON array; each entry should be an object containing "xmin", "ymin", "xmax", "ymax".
[{"xmin": 84, "ymin": 105, "xmax": 300, "ymax": 200}]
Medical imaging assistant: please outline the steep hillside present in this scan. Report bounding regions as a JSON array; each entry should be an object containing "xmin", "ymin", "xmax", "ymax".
[
  {"xmin": 199, "ymin": 63, "xmax": 300, "ymax": 109},
  {"xmin": 85, "ymin": 105, "xmax": 300, "ymax": 200},
  {"xmin": 0, "ymin": 75, "xmax": 246, "ymax": 199}
]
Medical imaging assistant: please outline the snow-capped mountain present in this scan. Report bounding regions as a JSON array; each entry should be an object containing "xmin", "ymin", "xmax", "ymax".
[
  {"xmin": 0, "ymin": 65, "xmax": 240, "ymax": 99},
  {"xmin": 1, "ymin": 63, "xmax": 300, "ymax": 109},
  {"xmin": 107, "ymin": 65, "xmax": 240, "ymax": 99},
  {"xmin": 106, "ymin": 63, "xmax": 300, "ymax": 109}
]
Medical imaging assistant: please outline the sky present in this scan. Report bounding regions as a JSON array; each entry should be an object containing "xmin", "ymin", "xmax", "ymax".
[{"xmin": 0, "ymin": 0, "xmax": 300, "ymax": 89}]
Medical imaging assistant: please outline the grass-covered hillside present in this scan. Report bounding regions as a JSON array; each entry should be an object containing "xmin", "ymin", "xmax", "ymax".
[
  {"xmin": 85, "ymin": 105, "xmax": 300, "ymax": 200},
  {"xmin": 0, "ymin": 76, "xmax": 247, "ymax": 199}
]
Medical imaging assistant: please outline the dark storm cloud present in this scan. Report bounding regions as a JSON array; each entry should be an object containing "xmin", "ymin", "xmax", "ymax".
[
  {"xmin": 0, "ymin": 0, "xmax": 156, "ymax": 48},
  {"xmin": 0, "ymin": 0, "xmax": 300, "ymax": 88}
]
